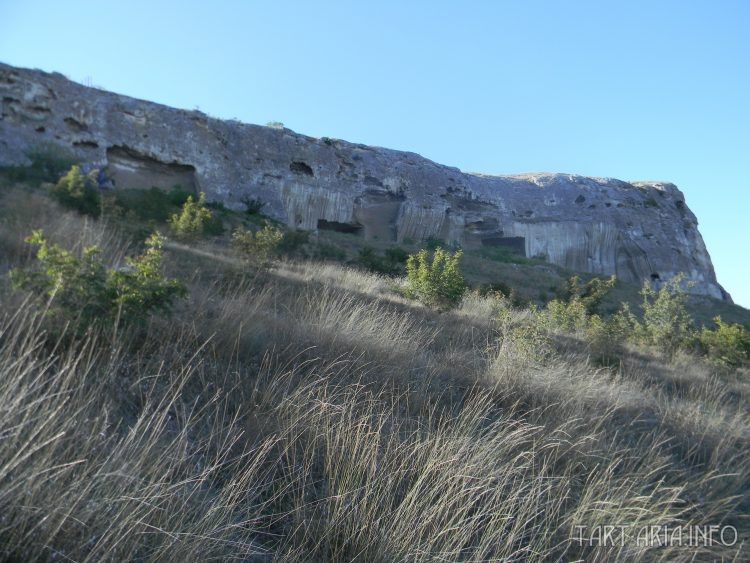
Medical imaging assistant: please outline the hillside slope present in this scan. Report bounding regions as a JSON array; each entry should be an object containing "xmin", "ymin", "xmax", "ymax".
[{"xmin": 0, "ymin": 178, "xmax": 748, "ymax": 561}]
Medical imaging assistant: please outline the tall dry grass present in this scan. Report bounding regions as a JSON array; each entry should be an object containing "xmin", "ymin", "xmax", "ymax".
[{"xmin": 0, "ymin": 199, "xmax": 748, "ymax": 561}]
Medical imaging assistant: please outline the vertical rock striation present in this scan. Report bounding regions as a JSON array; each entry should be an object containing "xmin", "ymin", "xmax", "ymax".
[{"xmin": 0, "ymin": 62, "xmax": 729, "ymax": 300}]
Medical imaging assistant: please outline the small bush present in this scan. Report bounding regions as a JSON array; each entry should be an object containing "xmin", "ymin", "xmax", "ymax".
[
  {"xmin": 111, "ymin": 186, "xmax": 192, "ymax": 222},
  {"xmin": 584, "ymin": 305, "xmax": 638, "ymax": 366},
  {"xmin": 277, "ymin": 229, "xmax": 310, "ymax": 256},
  {"xmin": 169, "ymin": 192, "xmax": 213, "ymax": 240},
  {"xmin": 50, "ymin": 165, "xmax": 101, "ymax": 216},
  {"xmin": 1, "ymin": 142, "xmax": 77, "ymax": 185},
  {"xmin": 564, "ymin": 275, "xmax": 617, "ymax": 315},
  {"xmin": 232, "ymin": 223, "xmax": 284, "ymax": 265},
  {"xmin": 423, "ymin": 236, "xmax": 446, "ymax": 251},
  {"xmin": 385, "ymin": 246, "xmax": 409, "ymax": 265},
  {"xmin": 10, "ymin": 231, "xmax": 185, "ymax": 330},
  {"xmin": 404, "ymin": 247, "xmax": 466, "ymax": 309},
  {"xmin": 698, "ymin": 316, "xmax": 750, "ymax": 367},
  {"xmin": 354, "ymin": 247, "xmax": 400, "ymax": 275},
  {"xmin": 637, "ymin": 274, "xmax": 694, "ymax": 358},
  {"xmin": 540, "ymin": 276, "xmax": 617, "ymax": 333},
  {"xmin": 473, "ymin": 245, "xmax": 528, "ymax": 265},
  {"xmin": 312, "ymin": 242, "xmax": 347, "ymax": 261},
  {"xmin": 241, "ymin": 196, "xmax": 265, "ymax": 215}
]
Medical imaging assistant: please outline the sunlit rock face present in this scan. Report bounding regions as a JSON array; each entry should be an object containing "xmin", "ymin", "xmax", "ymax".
[{"xmin": 0, "ymin": 62, "xmax": 729, "ymax": 300}]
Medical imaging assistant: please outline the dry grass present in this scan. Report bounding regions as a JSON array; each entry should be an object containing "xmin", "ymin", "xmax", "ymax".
[{"xmin": 1, "ymin": 194, "xmax": 748, "ymax": 561}]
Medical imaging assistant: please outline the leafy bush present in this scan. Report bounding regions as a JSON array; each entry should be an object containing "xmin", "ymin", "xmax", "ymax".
[
  {"xmin": 542, "ymin": 296, "xmax": 590, "ymax": 332},
  {"xmin": 540, "ymin": 276, "xmax": 617, "ymax": 333},
  {"xmin": 404, "ymin": 247, "xmax": 466, "ymax": 309},
  {"xmin": 637, "ymin": 274, "xmax": 694, "ymax": 357},
  {"xmin": 472, "ymin": 245, "xmax": 529, "ymax": 265},
  {"xmin": 312, "ymin": 242, "xmax": 347, "ymax": 261},
  {"xmin": 698, "ymin": 316, "xmax": 750, "ymax": 367},
  {"xmin": 277, "ymin": 229, "xmax": 310, "ymax": 256},
  {"xmin": 50, "ymin": 165, "xmax": 102, "ymax": 216},
  {"xmin": 112, "ymin": 186, "xmax": 192, "ymax": 222},
  {"xmin": 240, "ymin": 196, "xmax": 265, "ymax": 215},
  {"xmin": 1, "ymin": 142, "xmax": 77, "ymax": 185},
  {"xmin": 583, "ymin": 304, "xmax": 639, "ymax": 366},
  {"xmin": 385, "ymin": 246, "xmax": 409, "ymax": 265},
  {"xmin": 354, "ymin": 247, "xmax": 406, "ymax": 275},
  {"xmin": 423, "ymin": 236, "xmax": 446, "ymax": 251},
  {"xmin": 232, "ymin": 223, "xmax": 284, "ymax": 265},
  {"xmin": 10, "ymin": 231, "xmax": 185, "ymax": 329},
  {"xmin": 169, "ymin": 192, "xmax": 213, "ymax": 240},
  {"xmin": 564, "ymin": 275, "xmax": 617, "ymax": 315}
]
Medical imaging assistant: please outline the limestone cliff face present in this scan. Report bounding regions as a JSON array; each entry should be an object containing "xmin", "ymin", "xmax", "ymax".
[{"xmin": 0, "ymin": 62, "xmax": 729, "ymax": 300}]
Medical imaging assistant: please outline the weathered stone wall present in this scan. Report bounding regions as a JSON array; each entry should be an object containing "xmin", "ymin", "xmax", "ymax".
[{"xmin": 0, "ymin": 62, "xmax": 729, "ymax": 300}]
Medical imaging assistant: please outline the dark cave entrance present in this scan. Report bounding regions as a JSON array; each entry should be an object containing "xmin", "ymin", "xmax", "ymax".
[
  {"xmin": 317, "ymin": 219, "xmax": 363, "ymax": 235},
  {"xmin": 481, "ymin": 236, "xmax": 527, "ymax": 256}
]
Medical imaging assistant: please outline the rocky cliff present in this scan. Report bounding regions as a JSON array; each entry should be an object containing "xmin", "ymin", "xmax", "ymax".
[{"xmin": 0, "ymin": 62, "xmax": 729, "ymax": 300}]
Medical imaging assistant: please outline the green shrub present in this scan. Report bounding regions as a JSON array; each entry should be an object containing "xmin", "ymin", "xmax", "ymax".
[
  {"xmin": 241, "ymin": 196, "xmax": 265, "ymax": 215},
  {"xmin": 540, "ymin": 276, "xmax": 617, "ymax": 333},
  {"xmin": 423, "ymin": 236, "xmax": 446, "ymax": 251},
  {"xmin": 564, "ymin": 275, "xmax": 617, "ymax": 315},
  {"xmin": 472, "ymin": 245, "xmax": 529, "ymax": 265},
  {"xmin": 111, "ymin": 186, "xmax": 192, "ymax": 222},
  {"xmin": 50, "ymin": 165, "xmax": 101, "ymax": 216},
  {"xmin": 277, "ymin": 229, "xmax": 310, "ymax": 256},
  {"xmin": 312, "ymin": 242, "xmax": 347, "ymax": 261},
  {"xmin": 404, "ymin": 247, "xmax": 466, "ymax": 309},
  {"xmin": 542, "ymin": 297, "xmax": 590, "ymax": 332},
  {"xmin": 232, "ymin": 223, "xmax": 284, "ymax": 265},
  {"xmin": 637, "ymin": 274, "xmax": 695, "ymax": 358},
  {"xmin": 354, "ymin": 247, "xmax": 394, "ymax": 275},
  {"xmin": 1, "ymin": 142, "xmax": 77, "ymax": 185},
  {"xmin": 169, "ymin": 192, "xmax": 213, "ymax": 240},
  {"xmin": 584, "ymin": 304, "xmax": 638, "ymax": 366},
  {"xmin": 10, "ymin": 231, "xmax": 185, "ymax": 330},
  {"xmin": 385, "ymin": 246, "xmax": 409, "ymax": 265},
  {"xmin": 698, "ymin": 316, "xmax": 750, "ymax": 367}
]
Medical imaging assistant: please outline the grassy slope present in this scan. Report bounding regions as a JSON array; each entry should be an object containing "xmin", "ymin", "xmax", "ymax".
[{"xmin": 0, "ymin": 179, "xmax": 749, "ymax": 561}]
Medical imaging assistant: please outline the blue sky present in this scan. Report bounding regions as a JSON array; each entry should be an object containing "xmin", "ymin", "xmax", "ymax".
[{"xmin": 1, "ymin": 0, "xmax": 748, "ymax": 307}]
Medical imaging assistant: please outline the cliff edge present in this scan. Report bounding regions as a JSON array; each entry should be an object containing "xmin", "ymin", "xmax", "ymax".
[{"xmin": 0, "ymin": 62, "xmax": 729, "ymax": 300}]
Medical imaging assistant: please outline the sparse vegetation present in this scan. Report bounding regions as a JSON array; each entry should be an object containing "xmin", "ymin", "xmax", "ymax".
[
  {"xmin": 111, "ymin": 185, "xmax": 192, "ymax": 222},
  {"xmin": 404, "ymin": 247, "xmax": 467, "ymax": 308},
  {"xmin": 169, "ymin": 191, "xmax": 213, "ymax": 240},
  {"xmin": 699, "ymin": 316, "xmax": 750, "ymax": 367},
  {"xmin": 50, "ymin": 164, "xmax": 102, "ymax": 216},
  {"xmin": 354, "ymin": 245, "xmax": 408, "ymax": 275},
  {"xmin": 241, "ymin": 195, "xmax": 265, "ymax": 215},
  {"xmin": 232, "ymin": 222, "xmax": 284, "ymax": 265},
  {"xmin": 0, "ymin": 141, "xmax": 77, "ymax": 185},
  {"xmin": 10, "ymin": 230, "xmax": 185, "ymax": 330},
  {"xmin": 0, "ymin": 170, "xmax": 749, "ymax": 562},
  {"xmin": 636, "ymin": 274, "xmax": 695, "ymax": 357}
]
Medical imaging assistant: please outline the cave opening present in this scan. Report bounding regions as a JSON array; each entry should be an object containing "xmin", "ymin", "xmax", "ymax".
[
  {"xmin": 106, "ymin": 146, "xmax": 197, "ymax": 192},
  {"xmin": 480, "ymin": 236, "xmax": 526, "ymax": 256},
  {"xmin": 290, "ymin": 161, "xmax": 314, "ymax": 176},
  {"xmin": 317, "ymin": 219, "xmax": 363, "ymax": 235}
]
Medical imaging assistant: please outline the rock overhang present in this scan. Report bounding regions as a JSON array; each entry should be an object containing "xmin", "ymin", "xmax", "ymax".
[{"xmin": 0, "ymin": 61, "xmax": 730, "ymax": 301}]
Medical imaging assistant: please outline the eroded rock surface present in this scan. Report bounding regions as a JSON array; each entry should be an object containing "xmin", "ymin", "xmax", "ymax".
[{"xmin": 0, "ymin": 62, "xmax": 729, "ymax": 300}]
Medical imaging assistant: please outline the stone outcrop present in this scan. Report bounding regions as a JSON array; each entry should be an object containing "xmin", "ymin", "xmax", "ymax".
[{"xmin": 0, "ymin": 62, "xmax": 729, "ymax": 300}]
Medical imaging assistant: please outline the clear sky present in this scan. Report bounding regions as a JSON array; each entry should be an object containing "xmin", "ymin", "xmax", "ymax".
[{"xmin": 1, "ymin": 0, "xmax": 748, "ymax": 307}]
